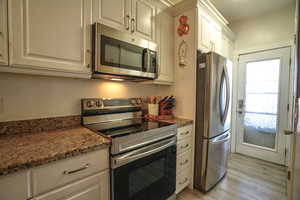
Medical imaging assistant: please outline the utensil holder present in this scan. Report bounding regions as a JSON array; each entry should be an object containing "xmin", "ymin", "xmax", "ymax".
[{"xmin": 148, "ymin": 104, "xmax": 159, "ymax": 116}]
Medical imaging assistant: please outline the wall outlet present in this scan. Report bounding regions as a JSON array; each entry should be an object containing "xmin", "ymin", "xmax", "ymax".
[{"xmin": 0, "ymin": 97, "xmax": 3, "ymax": 114}]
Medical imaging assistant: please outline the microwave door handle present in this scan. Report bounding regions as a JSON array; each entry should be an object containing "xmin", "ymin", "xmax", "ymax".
[{"xmin": 143, "ymin": 49, "xmax": 150, "ymax": 72}]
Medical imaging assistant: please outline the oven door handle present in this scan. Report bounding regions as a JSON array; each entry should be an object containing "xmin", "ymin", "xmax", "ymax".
[{"xmin": 112, "ymin": 137, "xmax": 176, "ymax": 168}]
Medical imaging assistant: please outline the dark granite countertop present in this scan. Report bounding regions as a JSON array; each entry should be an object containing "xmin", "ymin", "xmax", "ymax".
[
  {"xmin": 159, "ymin": 117, "xmax": 193, "ymax": 128},
  {"xmin": 0, "ymin": 126, "xmax": 111, "ymax": 176}
]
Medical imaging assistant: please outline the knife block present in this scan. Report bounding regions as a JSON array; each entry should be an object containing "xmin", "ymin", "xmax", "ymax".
[{"xmin": 159, "ymin": 102, "xmax": 173, "ymax": 119}]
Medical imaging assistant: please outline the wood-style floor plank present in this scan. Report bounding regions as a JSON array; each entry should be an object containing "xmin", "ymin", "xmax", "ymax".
[{"xmin": 177, "ymin": 153, "xmax": 287, "ymax": 200}]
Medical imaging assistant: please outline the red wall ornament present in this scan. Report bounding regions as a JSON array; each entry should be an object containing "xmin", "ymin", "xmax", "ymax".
[{"xmin": 177, "ymin": 15, "xmax": 189, "ymax": 36}]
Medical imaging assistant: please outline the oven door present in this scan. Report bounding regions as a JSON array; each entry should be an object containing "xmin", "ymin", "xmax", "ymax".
[{"xmin": 111, "ymin": 137, "xmax": 176, "ymax": 200}]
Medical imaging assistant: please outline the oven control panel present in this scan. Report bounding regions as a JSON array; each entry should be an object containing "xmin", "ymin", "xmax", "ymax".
[{"xmin": 82, "ymin": 99, "xmax": 103, "ymax": 110}]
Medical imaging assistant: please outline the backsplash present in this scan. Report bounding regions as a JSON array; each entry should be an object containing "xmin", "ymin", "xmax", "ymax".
[{"xmin": 0, "ymin": 73, "xmax": 170, "ymax": 122}]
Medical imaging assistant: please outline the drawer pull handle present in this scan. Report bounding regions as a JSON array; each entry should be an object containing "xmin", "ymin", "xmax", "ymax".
[
  {"xmin": 179, "ymin": 178, "xmax": 188, "ymax": 185},
  {"xmin": 180, "ymin": 159, "xmax": 188, "ymax": 165},
  {"xmin": 63, "ymin": 164, "xmax": 89, "ymax": 175},
  {"xmin": 180, "ymin": 131, "xmax": 189, "ymax": 136},
  {"xmin": 180, "ymin": 144, "xmax": 189, "ymax": 149}
]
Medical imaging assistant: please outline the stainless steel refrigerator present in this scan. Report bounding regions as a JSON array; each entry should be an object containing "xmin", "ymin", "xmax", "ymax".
[{"xmin": 194, "ymin": 51, "xmax": 231, "ymax": 192}]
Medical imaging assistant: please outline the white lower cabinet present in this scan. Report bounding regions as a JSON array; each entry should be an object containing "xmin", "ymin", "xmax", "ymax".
[
  {"xmin": 0, "ymin": 170, "xmax": 31, "ymax": 200},
  {"xmin": 33, "ymin": 171, "xmax": 109, "ymax": 200},
  {"xmin": 0, "ymin": 149, "xmax": 110, "ymax": 200},
  {"xmin": 176, "ymin": 124, "xmax": 193, "ymax": 194}
]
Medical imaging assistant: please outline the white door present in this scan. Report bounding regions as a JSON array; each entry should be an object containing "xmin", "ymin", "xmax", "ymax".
[
  {"xmin": 236, "ymin": 47, "xmax": 291, "ymax": 165},
  {"xmin": 9, "ymin": 0, "xmax": 92, "ymax": 73},
  {"xmin": 0, "ymin": 0, "xmax": 8, "ymax": 65},
  {"xmin": 131, "ymin": 0, "xmax": 155, "ymax": 41},
  {"xmin": 94, "ymin": 0, "xmax": 130, "ymax": 32}
]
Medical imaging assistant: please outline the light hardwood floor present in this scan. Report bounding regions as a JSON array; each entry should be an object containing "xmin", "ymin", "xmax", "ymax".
[{"xmin": 177, "ymin": 153, "xmax": 287, "ymax": 200}]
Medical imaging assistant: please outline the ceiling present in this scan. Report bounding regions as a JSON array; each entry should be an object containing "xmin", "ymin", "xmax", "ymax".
[{"xmin": 209, "ymin": 0, "xmax": 295, "ymax": 22}]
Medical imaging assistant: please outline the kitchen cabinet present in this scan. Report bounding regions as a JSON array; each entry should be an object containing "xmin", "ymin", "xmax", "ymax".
[
  {"xmin": 221, "ymin": 33, "xmax": 234, "ymax": 59},
  {"xmin": 0, "ymin": 170, "xmax": 31, "ymax": 200},
  {"xmin": 8, "ymin": 0, "xmax": 92, "ymax": 76},
  {"xmin": 198, "ymin": 12, "xmax": 222, "ymax": 55},
  {"xmin": 131, "ymin": 0, "xmax": 155, "ymax": 41},
  {"xmin": 93, "ymin": 0, "xmax": 155, "ymax": 41},
  {"xmin": 94, "ymin": 0, "xmax": 130, "ymax": 32},
  {"xmin": 150, "ymin": 11, "xmax": 174, "ymax": 85},
  {"xmin": 0, "ymin": 0, "xmax": 8, "ymax": 65},
  {"xmin": 176, "ymin": 124, "xmax": 193, "ymax": 194},
  {"xmin": 0, "ymin": 149, "xmax": 109, "ymax": 200},
  {"xmin": 33, "ymin": 171, "xmax": 109, "ymax": 200}
]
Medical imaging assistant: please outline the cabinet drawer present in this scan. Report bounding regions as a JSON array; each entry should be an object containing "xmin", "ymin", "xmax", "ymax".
[
  {"xmin": 177, "ymin": 137, "xmax": 192, "ymax": 155},
  {"xmin": 32, "ymin": 149, "xmax": 109, "ymax": 195},
  {"xmin": 177, "ymin": 125, "xmax": 193, "ymax": 141},
  {"xmin": 176, "ymin": 148, "xmax": 192, "ymax": 174},
  {"xmin": 0, "ymin": 170, "xmax": 31, "ymax": 200},
  {"xmin": 34, "ymin": 170, "xmax": 109, "ymax": 200},
  {"xmin": 176, "ymin": 168, "xmax": 191, "ymax": 194}
]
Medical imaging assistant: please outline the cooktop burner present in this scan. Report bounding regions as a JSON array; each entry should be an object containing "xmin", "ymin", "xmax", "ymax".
[{"xmin": 86, "ymin": 118, "xmax": 173, "ymax": 138}]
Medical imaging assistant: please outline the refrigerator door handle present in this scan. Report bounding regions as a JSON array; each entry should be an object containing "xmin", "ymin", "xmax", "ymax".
[
  {"xmin": 219, "ymin": 65, "xmax": 230, "ymax": 124},
  {"xmin": 211, "ymin": 133, "xmax": 231, "ymax": 145}
]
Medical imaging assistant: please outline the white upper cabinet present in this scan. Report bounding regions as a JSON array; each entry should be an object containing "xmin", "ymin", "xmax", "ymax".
[
  {"xmin": 94, "ymin": 0, "xmax": 155, "ymax": 41},
  {"xmin": 0, "ymin": 0, "xmax": 8, "ymax": 65},
  {"xmin": 94, "ymin": 0, "xmax": 130, "ymax": 32},
  {"xmin": 131, "ymin": 0, "xmax": 155, "ymax": 40},
  {"xmin": 9, "ymin": 0, "xmax": 92, "ymax": 75},
  {"xmin": 155, "ymin": 11, "xmax": 174, "ymax": 84},
  {"xmin": 221, "ymin": 33, "xmax": 234, "ymax": 59},
  {"xmin": 198, "ymin": 14, "xmax": 212, "ymax": 51},
  {"xmin": 198, "ymin": 11, "xmax": 222, "ymax": 55}
]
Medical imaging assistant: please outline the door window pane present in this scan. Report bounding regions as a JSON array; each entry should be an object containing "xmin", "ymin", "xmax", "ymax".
[{"xmin": 243, "ymin": 59, "xmax": 280, "ymax": 149}]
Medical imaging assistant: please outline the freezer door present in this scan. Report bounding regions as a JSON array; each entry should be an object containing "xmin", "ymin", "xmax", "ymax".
[{"xmin": 204, "ymin": 131, "xmax": 230, "ymax": 191}]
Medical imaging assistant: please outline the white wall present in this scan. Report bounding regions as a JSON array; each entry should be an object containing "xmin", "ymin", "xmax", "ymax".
[
  {"xmin": 0, "ymin": 73, "xmax": 167, "ymax": 122},
  {"xmin": 230, "ymin": 3, "xmax": 295, "ymax": 51}
]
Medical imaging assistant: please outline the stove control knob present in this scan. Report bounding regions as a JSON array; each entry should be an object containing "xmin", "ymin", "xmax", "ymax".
[
  {"xmin": 95, "ymin": 100, "xmax": 102, "ymax": 107},
  {"xmin": 86, "ymin": 100, "xmax": 95, "ymax": 108}
]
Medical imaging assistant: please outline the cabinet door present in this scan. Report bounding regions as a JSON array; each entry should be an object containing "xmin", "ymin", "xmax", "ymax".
[
  {"xmin": 9, "ymin": 0, "xmax": 92, "ymax": 74},
  {"xmin": 131, "ymin": 0, "xmax": 155, "ymax": 41},
  {"xmin": 0, "ymin": 0, "xmax": 8, "ymax": 65},
  {"xmin": 211, "ymin": 23, "xmax": 222, "ymax": 54},
  {"xmin": 198, "ymin": 14, "xmax": 212, "ymax": 52},
  {"xmin": 34, "ymin": 171, "xmax": 109, "ymax": 200},
  {"xmin": 93, "ymin": 0, "xmax": 130, "ymax": 32},
  {"xmin": 156, "ymin": 12, "xmax": 174, "ymax": 84},
  {"xmin": 0, "ymin": 171, "xmax": 31, "ymax": 200}
]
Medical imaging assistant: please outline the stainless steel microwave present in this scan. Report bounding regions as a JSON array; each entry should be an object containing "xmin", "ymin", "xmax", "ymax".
[{"xmin": 92, "ymin": 23, "xmax": 157, "ymax": 81}]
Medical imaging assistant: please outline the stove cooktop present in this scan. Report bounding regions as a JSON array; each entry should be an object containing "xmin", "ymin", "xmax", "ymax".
[{"xmin": 86, "ymin": 118, "xmax": 174, "ymax": 138}]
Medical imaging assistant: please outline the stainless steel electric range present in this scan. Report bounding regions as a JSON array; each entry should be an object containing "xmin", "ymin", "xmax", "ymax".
[{"xmin": 81, "ymin": 98, "xmax": 177, "ymax": 200}]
